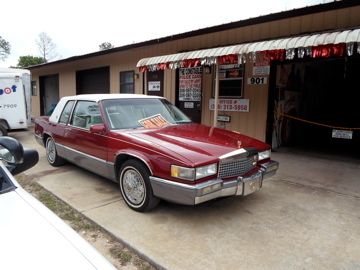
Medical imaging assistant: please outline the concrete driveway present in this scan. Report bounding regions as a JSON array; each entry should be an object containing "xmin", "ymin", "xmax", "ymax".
[{"xmin": 11, "ymin": 129, "xmax": 360, "ymax": 270}]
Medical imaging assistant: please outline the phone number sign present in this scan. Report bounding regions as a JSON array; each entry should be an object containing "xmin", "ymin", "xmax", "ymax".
[{"xmin": 209, "ymin": 99, "xmax": 249, "ymax": 112}]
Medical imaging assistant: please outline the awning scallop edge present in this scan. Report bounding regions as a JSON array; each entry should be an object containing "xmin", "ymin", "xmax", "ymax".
[{"xmin": 137, "ymin": 28, "xmax": 360, "ymax": 72}]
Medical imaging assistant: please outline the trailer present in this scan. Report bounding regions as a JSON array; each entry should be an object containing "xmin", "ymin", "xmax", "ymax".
[{"xmin": 0, "ymin": 68, "xmax": 31, "ymax": 136}]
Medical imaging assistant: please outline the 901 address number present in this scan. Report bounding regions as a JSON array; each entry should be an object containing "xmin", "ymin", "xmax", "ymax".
[{"xmin": 247, "ymin": 77, "xmax": 267, "ymax": 85}]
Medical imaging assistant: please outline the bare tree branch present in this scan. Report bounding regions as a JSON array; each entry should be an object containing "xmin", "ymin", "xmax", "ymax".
[
  {"xmin": 0, "ymin": 36, "xmax": 11, "ymax": 61},
  {"xmin": 36, "ymin": 32, "xmax": 57, "ymax": 62}
]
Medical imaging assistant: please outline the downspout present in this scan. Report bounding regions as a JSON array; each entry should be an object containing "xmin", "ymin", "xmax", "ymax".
[{"xmin": 213, "ymin": 63, "xmax": 219, "ymax": 127}]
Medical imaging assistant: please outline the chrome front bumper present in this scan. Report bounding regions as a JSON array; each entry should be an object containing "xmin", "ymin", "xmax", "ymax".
[{"xmin": 149, "ymin": 160, "xmax": 279, "ymax": 205}]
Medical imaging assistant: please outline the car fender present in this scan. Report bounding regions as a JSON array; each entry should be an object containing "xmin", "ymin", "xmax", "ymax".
[{"xmin": 114, "ymin": 149, "xmax": 154, "ymax": 176}]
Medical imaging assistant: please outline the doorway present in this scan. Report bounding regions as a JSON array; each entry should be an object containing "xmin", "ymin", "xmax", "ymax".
[
  {"xmin": 147, "ymin": 70, "xmax": 164, "ymax": 97},
  {"xmin": 39, "ymin": 74, "xmax": 59, "ymax": 115},
  {"xmin": 267, "ymin": 57, "xmax": 360, "ymax": 157},
  {"xmin": 175, "ymin": 67, "xmax": 202, "ymax": 123}
]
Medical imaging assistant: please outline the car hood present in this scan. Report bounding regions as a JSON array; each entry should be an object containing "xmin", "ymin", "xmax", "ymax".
[
  {"xmin": 0, "ymin": 187, "xmax": 116, "ymax": 270},
  {"xmin": 119, "ymin": 124, "xmax": 268, "ymax": 166}
]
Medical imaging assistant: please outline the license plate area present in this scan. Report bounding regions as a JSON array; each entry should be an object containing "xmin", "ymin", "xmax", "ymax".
[{"xmin": 239, "ymin": 172, "xmax": 263, "ymax": 196}]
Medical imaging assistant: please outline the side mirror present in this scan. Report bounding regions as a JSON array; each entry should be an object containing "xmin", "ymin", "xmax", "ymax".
[
  {"xmin": 0, "ymin": 137, "xmax": 24, "ymax": 164},
  {"xmin": 89, "ymin": 124, "xmax": 106, "ymax": 134},
  {"xmin": 0, "ymin": 136, "xmax": 39, "ymax": 175}
]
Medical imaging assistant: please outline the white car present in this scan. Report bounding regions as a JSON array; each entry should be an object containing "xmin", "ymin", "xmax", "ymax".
[{"xmin": 0, "ymin": 136, "xmax": 117, "ymax": 270}]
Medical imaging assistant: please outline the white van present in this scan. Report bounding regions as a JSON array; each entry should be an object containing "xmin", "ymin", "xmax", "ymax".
[{"xmin": 0, "ymin": 68, "xmax": 31, "ymax": 136}]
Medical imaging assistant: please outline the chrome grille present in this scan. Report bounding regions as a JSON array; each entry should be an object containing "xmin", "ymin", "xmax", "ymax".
[{"xmin": 218, "ymin": 156, "xmax": 255, "ymax": 179}]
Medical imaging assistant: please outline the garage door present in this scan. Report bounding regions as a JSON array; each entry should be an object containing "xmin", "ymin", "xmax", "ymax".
[
  {"xmin": 268, "ymin": 57, "xmax": 360, "ymax": 157},
  {"xmin": 76, "ymin": 67, "xmax": 110, "ymax": 94}
]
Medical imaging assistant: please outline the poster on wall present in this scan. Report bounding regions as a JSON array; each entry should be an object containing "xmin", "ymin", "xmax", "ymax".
[
  {"xmin": 253, "ymin": 61, "xmax": 270, "ymax": 76},
  {"xmin": 179, "ymin": 67, "xmax": 202, "ymax": 101},
  {"xmin": 148, "ymin": 81, "xmax": 161, "ymax": 91},
  {"xmin": 209, "ymin": 98, "xmax": 249, "ymax": 112}
]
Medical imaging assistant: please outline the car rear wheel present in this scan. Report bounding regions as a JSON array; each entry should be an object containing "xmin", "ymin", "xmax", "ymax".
[
  {"xmin": 119, "ymin": 159, "xmax": 159, "ymax": 212},
  {"xmin": 46, "ymin": 137, "xmax": 66, "ymax": 167}
]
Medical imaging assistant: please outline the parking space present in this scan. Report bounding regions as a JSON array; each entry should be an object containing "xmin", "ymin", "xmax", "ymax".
[{"xmin": 11, "ymin": 129, "xmax": 360, "ymax": 270}]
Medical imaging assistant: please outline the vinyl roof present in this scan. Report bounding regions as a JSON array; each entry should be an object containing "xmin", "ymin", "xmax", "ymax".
[{"xmin": 61, "ymin": 94, "xmax": 164, "ymax": 102}]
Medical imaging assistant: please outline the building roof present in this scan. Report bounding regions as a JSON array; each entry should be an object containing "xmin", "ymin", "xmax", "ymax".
[{"xmin": 29, "ymin": 0, "xmax": 360, "ymax": 70}]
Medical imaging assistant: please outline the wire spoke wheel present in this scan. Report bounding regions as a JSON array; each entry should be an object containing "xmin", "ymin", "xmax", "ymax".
[
  {"xmin": 122, "ymin": 168, "xmax": 145, "ymax": 205},
  {"xmin": 119, "ymin": 160, "xmax": 159, "ymax": 212},
  {"xmin": 45, "ymin": 137, "xmax": 65, "ymax": 167},
  {"xmin": 46, "ymin": 139, "xmax": 56, "ymax": 163}
]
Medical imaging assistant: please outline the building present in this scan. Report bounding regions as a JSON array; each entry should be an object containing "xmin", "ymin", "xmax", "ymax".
[{"xmin": 30, "ymin": 0, "xmax": 360, "ymax": 155}]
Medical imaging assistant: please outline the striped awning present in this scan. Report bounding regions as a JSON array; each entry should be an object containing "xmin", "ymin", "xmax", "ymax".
[{"xmin": 137, "ymin": 28, "xmax": 360, "ymax": 71}]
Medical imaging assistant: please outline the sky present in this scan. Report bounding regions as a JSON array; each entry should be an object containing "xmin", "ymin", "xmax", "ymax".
[{"xmin": 1, "ymin": 0, "xmax": 330, "ymax": 67}]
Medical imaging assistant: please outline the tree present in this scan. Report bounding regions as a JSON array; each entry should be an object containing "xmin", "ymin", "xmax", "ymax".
[
  {"xmin": 17, "ymin": 55, "xmax": 45, "ymax": 68},
  {"xmin": 99, "ymin": 42, "xmax": 114, "ymax": 50},
  {"xmin": 36, "ymin": 32, "xmax": 57, "ymax": 62},
  {"xmin": 0, "ymin": 36, "xmax": 11, "ymax": 61}
]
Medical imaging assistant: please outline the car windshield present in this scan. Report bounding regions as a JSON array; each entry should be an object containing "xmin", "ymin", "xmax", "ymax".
[{"xmin": 102, "ymin": 98, "xmax": 191, "ymax": 130}]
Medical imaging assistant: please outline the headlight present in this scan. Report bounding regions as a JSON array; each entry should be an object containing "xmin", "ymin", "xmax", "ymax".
[
  {"xmin": 195, "ymin": 164, "xmax": 217, "ymax": 179},
  {"xmin": 258, "ymin": 150, "xmax": 271, "ymax": 161},
  {"xmin": 171, "ymin": 165, "xmax": 195, "ymax": 181},
  {"xmin": 171, "ymin": 163, "xmax": 218, "ymax": 181}
]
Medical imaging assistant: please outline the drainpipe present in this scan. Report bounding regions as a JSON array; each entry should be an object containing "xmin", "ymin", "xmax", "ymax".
[{"xmin": 213, "ymin": 63, "xmax": 219, "ymax": 127}]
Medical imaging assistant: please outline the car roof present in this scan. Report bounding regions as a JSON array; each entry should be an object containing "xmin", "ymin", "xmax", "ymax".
[{"xmin": 61, "ymin": 94, "xmax": 164, "ymax": 102}]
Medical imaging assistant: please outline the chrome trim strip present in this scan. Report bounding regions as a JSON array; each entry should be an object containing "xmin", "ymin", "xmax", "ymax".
[
  {"xmin": 150, "ymin": 177, "xmax": 223, "ymax": 191},
  {"xmin": 219, "ymin": 148, "xmax": 247, "ymax": 160},
  {"xmin": 55, "ymin": 143, "xmax": 107, "ymax": 164},
  {"xmin": 55, "ymin": 143, "xmax": 116, "ymax": 181}
]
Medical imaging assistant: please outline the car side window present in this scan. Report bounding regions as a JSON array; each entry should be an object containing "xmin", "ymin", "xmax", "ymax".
[
  {"xmin": 59, "ymin": 101, "xmax": 75, "ymax": 124},
  {"xmin": 70, "ymin": 101, "xmax": 102, "ymax": 129}
]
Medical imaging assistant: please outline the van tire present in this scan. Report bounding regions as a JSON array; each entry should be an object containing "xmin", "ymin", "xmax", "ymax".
[{"xmin": 0, "ymin": 125, "xmax": 7, "ymax": 136}]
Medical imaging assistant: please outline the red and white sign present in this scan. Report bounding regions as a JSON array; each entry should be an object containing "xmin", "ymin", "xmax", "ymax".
[
  {"xmin": 179, "ymin": 67, "xmax": 202, "ymax": 101},
  {"xmin": 138, "ymin": 114, "xmax": 170, "ymax": 129},
  {"xmin": 209, "ymin": 99, "xmax": 249, "ymax": 112}
]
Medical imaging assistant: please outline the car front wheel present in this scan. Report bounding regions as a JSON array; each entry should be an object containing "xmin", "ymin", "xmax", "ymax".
[
  {"xmin": 46, "ymin": 137, "xmax": 66, "ymax": 167},
  {"xmin": 119, "ymin": 159, "xmax": 159, "ymax": 212}
]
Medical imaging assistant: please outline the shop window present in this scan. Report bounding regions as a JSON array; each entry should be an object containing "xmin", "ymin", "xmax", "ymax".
[
  {"xmin": 214, "ymin": 64, "xmax": 244, "ymax": 98},
  {"xmin": 120, "ymin": 71, "xmax": 134, "ymax": 94},
  {"xmin": 31, "ymin": 81, "xmax": 37, "ymax": 96}
]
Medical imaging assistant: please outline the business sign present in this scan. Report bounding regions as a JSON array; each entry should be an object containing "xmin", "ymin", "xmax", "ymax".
[
  {"xmin": 332, "ymin": 129, "xmax": 353, "ymax": 140},
  {"xmin": 217, "ymin": 115, "xmax": 231, "ymax": 122},
  {"xmin": 179, "ymin": 67, "xmax": 202, "ymax": 101},
  {"xmin": 209, "ymin": 99, "xmax": 249, "ymax": 112},
  {"xmin": 253, "ymin": 61, "xmax": 270, "ymax": 76},
  {"xmin": 148, "ymin": 81, "xmax": 161, "ymax": 91}
]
